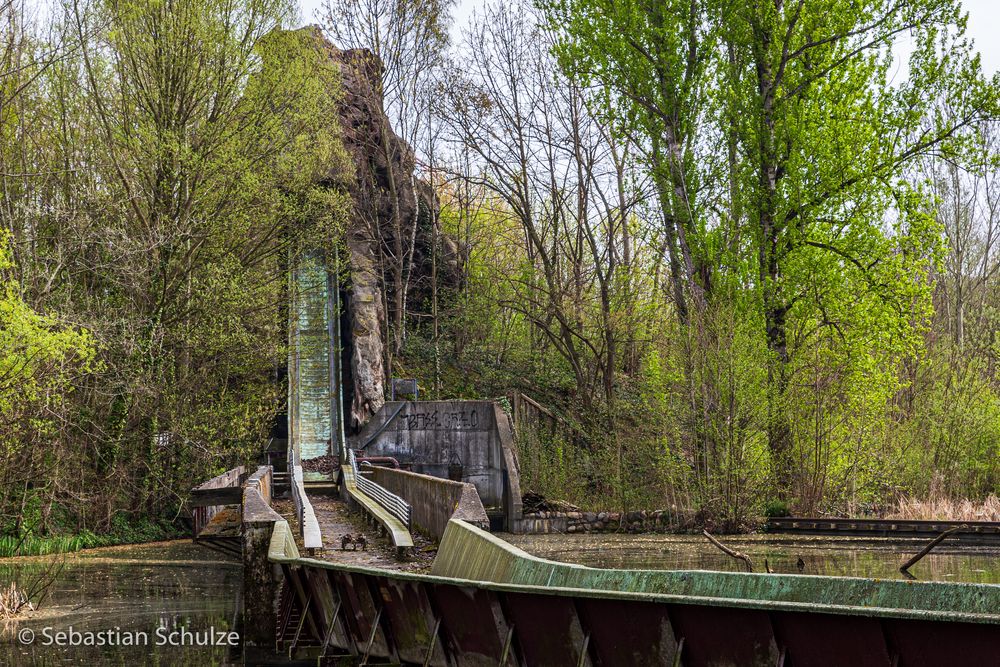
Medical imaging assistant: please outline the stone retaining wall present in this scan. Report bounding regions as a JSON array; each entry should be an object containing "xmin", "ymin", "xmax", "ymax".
[{"xmin": 516, "ymin": 509, "xmax": 688, "ymax": 534}]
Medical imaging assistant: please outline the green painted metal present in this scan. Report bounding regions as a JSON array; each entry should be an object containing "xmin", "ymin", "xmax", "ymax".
[
  {"xmin": 430, "ymin": 520, "xmax": 1000, "ymax": 624},
  {"xmin": 267, "ymin": 518, "xmax": 1000, "ymax": 625},
  {"xmin": 289, "ymin": 250, "xmax": 333, "ymax": 462}
]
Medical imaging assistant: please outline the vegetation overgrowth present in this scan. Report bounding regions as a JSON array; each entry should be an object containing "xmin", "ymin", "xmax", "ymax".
[
  {"xmin": 1, "ymin": 0, "xmax": 999, "ymax": 543},
  {"xmin": 888, "ymin": 495, "xmax": 1000, "ymax": 523},
  {"xmin": 0, "ymin": 518, "xmax": 184, "ymax": 559}
]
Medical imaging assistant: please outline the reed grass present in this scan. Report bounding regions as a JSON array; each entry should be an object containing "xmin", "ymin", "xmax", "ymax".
[
  {"xmin": 0, "ymin": 581, "xmax": 32, "ymax": 619},
  {"xmin": 887, "ymin": 495, "xmax": 1000, "ymax": 522},
  {"xmin": 0, "ymin": 520, "xmax": 183, "ymax": 559}
]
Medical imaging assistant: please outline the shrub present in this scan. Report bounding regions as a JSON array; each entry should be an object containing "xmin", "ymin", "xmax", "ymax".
[{"xmin": 763, "ymin": 499, "xmax": 790, "ymax": 518}]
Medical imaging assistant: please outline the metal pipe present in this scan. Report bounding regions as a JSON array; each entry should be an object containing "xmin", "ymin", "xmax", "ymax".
[
  {"xmin": 358, "ymin": 403, "xmax": 406, "ymax": 450},
  {"xmin": 358, "ymin": 456, "xmax": 400, "ymax": 469}
]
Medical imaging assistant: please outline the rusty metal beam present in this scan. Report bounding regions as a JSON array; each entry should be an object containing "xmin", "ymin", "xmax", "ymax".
[
  {"xmin": 289, "ymin": 590, "xmax": 312, "ymax": 657},
  {"xmin": 359, "ymin": 607, "xmax": 382, "ymax": 666},
  {"xmin": 320, "ymin": 600, "xmax": 342, "ymax": 658},
  {"xmin": 577, "ymin": 632, "xmax": 590, "ymax": 667},
  {"xmin": 422, "ymin": 617, "xmax": 441, "ymax": 667},
  {"xmin": 276, "ymin": 574, "xmax": 295, "ymax": 650},
  {"xmin": 499, "ymin": 624, "xmax": 515, "ymax": 666}
]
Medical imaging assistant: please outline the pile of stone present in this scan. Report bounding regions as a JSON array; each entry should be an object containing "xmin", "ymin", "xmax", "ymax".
[
  {"xmin": 521, "ymin": 491, "xmax": 580, "ymax": 514},
  {"xmin": 302, "ymin": 455, "xmax": 339, "ymax": 476}
]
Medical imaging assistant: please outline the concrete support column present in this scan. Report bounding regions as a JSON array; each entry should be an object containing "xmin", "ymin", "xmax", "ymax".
[
  {"xmin": 242, "ymin": 467, "xmax": 285, "ymax": 649},
  {"xmin": 242, "ymin": 519, "xmax": 280, "ymax": 647}
]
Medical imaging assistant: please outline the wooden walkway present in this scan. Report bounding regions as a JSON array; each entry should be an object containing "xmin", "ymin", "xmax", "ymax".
[
  {"xmin": 310, "ymin": 494, "xmax": 432, "ymax": 571},
  {"xmin": 767, "ymin": 517, "xmax": 1000, "ymax": 544}
]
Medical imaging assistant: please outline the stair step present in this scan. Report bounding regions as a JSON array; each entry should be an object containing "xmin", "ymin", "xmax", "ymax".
[{"xmin": 303, "ymin": 482, "xmax": 338, "ymax": 496}]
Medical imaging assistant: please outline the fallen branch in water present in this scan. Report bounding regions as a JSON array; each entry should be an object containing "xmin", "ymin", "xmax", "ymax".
[
  {"xmin": 0, "ymin": 557, "xmax": 64, "ymax": 619},
  {"xmin": 703, "ymin": 530, "xmax": 754, "ymax": 572},
  {"xmin": 0, "ymin": 582, "xmax": 32, "ymax": 619},
  {"xmin": 900, "ymin": 525, "xmax": 967, "ymax": 576}
]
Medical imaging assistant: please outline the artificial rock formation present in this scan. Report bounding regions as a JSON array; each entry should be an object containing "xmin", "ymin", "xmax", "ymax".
[
  {"xmin": 303, "ymin": 27, "xmax": 464, "ymax": 430},
  {"xmin": 305, "ymin": 28, "xmax": 415, "ymax": 430},
  {"xmin": 328, "ymin": 44, "xmax": 411, "ymax": 429}
]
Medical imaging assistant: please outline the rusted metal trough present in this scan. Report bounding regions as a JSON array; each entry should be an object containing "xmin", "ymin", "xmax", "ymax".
[{"xmin": 258, "ymin": 518, "xmax": 1000, "ymax": 666}]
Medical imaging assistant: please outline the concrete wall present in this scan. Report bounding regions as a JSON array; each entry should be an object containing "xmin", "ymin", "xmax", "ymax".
[
  {"xmin": 369, "ymin": 466, "xmax": 489, "ymax": 540},
  {"xmin": 189, "ymin": 465, "xmax": 246, "ymax": 536},
  {"xmin": 354, "ymin": 401, "xmax": 522, "ymax": 527},
  {"xmin": 244, "ymin": 466, "xmax": 273, "ymax": 506}
]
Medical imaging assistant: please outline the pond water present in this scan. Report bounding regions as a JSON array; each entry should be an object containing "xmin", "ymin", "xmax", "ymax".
[
  {"xmin": 503, "ymin": 532, "xmax": 1000, "ymax": 584},
  {"xmin": 0, "ymin": 541, "xmax": 242, "ymax": 666}
]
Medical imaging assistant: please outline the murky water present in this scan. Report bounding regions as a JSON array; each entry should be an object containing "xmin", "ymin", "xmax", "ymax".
[
  {"xmin": 0, "ymin": 541, "xmax": 242, "ymax": 666},
  {"xmin": 503, "ymin": 532, "xmax": 1000, "ymax": 584}
]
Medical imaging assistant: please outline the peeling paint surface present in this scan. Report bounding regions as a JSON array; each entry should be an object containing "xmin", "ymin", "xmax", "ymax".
[
  {"xmin": 289, "ymin": 251, "xmax": 333, "ymax": 462},
  {"xmin": 269, "ymin": 520, "xmax": 1000, "ymax": 665}
]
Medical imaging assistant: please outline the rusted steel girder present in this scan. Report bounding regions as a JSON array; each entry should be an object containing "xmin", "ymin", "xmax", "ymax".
[{"xmin": 273, "ymin": 560, "xmax": 1000, "ymax": 666}]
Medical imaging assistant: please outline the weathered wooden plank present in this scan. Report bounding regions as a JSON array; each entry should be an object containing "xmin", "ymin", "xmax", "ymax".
[
  {"xmin": 192, "ymin": 465, "xmax": 246, "ymax": 491},
  {"xmin": 189, "ymin": 487, "xmax": 243, "ymax": 507}
]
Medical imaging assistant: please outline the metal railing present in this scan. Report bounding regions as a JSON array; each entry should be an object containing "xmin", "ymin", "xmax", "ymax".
[
  {"xmin": 290, "ymin": 464, "xmax": 322, "ymax": 549},
  {"xmin": 290, "ymin": 467, "xmax": 305, "ymax": 535},
  {"xmin": 349, "ymin": 449, "xmax": 412, "ymax": 529}
]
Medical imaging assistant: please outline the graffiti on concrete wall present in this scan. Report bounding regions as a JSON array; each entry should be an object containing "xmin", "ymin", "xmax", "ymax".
[{"xmin": 396, "ymin": 407, "xmax": 483, "ymax": 431}]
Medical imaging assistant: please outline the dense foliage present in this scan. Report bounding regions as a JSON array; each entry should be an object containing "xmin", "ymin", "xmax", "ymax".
[
  {"xmin": 2, "ymin": 0, "xmax": 999, "ymax": 543},
  {"xmin": 391, "ymin": 0, "xmax": 1000, "ymax": 526},
  {"xmin": 0, "ymin": 0, "xmax": 348, "ymax": 543}
]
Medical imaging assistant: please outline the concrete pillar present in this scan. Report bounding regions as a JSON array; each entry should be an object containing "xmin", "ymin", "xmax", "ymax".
[
  {"xmin": 241, "ymin": 469, "xmax": 285, "ymax": 649},
  {"xmin": 242, "ymin": 519, "xmax": 280, "ymax": 647}
]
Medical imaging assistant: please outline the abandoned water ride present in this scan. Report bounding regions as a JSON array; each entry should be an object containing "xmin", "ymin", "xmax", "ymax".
[
  {"xmin": 189, "ymin": 461, "xmax": 1000, "ymax": 667},
  {"xmin": 208, "ymin": 248, "xmax": 1000, "ymax": 665}
]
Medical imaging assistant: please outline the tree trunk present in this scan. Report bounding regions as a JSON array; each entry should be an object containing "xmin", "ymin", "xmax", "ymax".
[{"xmin": 755, "ymin": 30, "xmax": 793, "ymax": 498}]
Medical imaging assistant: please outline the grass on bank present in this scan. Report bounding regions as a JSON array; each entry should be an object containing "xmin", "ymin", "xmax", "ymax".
[
  {"xmin": 0, "ymin": 518, "xmax": 185, "ymax": 559},
  {"xmin": 888, "ymin": 495, "xmax": 1000, "ymax": 522}
]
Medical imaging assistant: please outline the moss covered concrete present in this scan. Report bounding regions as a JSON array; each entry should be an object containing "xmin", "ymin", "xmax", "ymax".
[{"xmin": 431, "ymin": 519, "xmax": 1000, "ymax": 623}]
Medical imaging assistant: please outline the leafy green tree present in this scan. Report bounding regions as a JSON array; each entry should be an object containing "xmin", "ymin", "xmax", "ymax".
[
  {"xmin": 720, "ymin": 0, "xmax": 997, "ymax": 496},
  {"xmin": 0, "ymin": 231, "xmax": 94, "ymax": 535},
  {"xmin": 0, "ymin": 0, "xmax": 352, "ymax": 531},
  {"xmin": 539, "ymin": 0, "xmax": 709, "ymax": 321}
]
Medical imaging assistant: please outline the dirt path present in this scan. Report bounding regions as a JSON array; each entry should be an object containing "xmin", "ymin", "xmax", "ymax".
[{"xmin": 272, "ymin": 495, "xmax": 436, "ymax": 573}]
